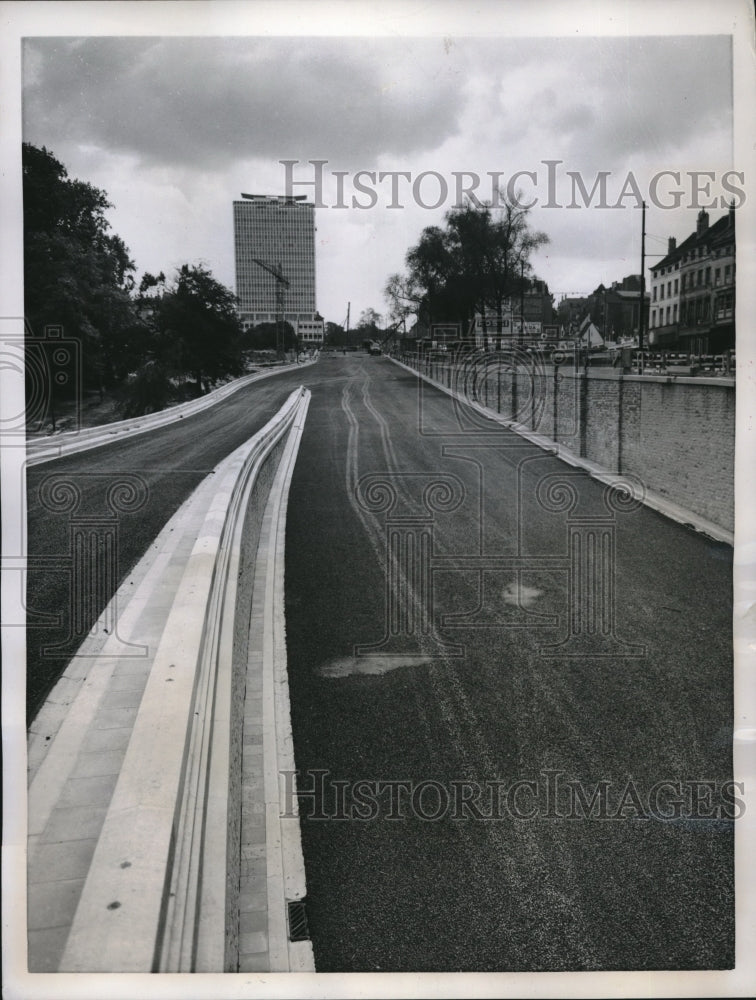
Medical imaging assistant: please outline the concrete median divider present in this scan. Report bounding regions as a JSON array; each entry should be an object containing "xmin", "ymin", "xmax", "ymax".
[
  {"xmin": 26, "ymin": 358, "xmax": 316, "ymax": 466},
  {"xmin": 30, "ymin": 386, "xmax": 312, "ymax": 972}
]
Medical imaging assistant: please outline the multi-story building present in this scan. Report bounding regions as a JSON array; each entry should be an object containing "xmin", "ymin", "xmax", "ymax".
[
  {"xmin": 522, "ymin": 279, "xmax": 555, "ymax": 327},
  {"xmin": 648, "ymin": 240, "xmax": 682, "ymax": 347},
  {"xmin": 559, "ymin": 277, "xmax": 648, "ymax": 344},
  {"xmin": 233, "ymin": 193, "xmax": 324, "ymax": 346},
  {"xmin": 557, "ymin": 295, "xmax": 590, "ymax": 336},
  {"xmin": 473, "ymin": 280, "xmax": 555, "ymax": 345},
  {"xmin": 602, "ymin": 276, "xmax": 649, "ymax": 343},
  {"xmin": 648, "ymin": 206, "xmax": 735, "ymax": 353}
]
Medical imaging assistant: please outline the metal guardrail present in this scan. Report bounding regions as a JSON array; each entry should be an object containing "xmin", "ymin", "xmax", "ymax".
[
  {"xmin": 631, "ymin": 351, "xmax": 735, "ymax": 376},
  {"xmin": 391, "ymin": 344, "xmax": 735, "ymax": 378}
]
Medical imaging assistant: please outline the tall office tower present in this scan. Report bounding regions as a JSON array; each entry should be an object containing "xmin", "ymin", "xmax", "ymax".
[{"xmin": 233, "ymin": 194, "xmax": 323, "ymax": 346}]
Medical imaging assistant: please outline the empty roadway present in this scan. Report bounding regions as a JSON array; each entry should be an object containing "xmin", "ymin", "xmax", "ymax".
[
  {"xmin": 282, "ymin": 354, "xmax": 733, "ymax": 971},
  {"xmin": 25, "ymin": 353, "xmax": 733, "ymax": 971},
  {"xmin": 25, "ymin": 366, "xmax": 308, "ymax": 715}
]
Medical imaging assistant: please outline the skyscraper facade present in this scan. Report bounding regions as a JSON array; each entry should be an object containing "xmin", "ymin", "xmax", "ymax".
[{"xmin": 233, "ymin": 194, "xmax": 323, "ymax": 346}]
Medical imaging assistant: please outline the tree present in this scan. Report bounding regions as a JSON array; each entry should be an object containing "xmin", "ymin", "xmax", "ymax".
[
  {"xmin": 138, "ymin": 271, "xmax": 166, "ymax": 297},
  {"xmin": 245, "ymin": 321, "xmax": 297, "ymax": 352},
  {"xmin": 22, "ymin": 143, "xmax": 140, "ymax": 398},
  {"xmin": 399, "ymin": 190, "xmax": 550, "ymax": 346},
  {"xmin": 383, "ymin": 273, "xmax": 420, "ymax": 333},
  {"xmin": 481, "ymin": 194, "xmax": 549, "ymax": 346},
  {"xmin": 153, "ymin": 264, "xmax": 245, "ymax": 395},
  {"xmin": 404, "ymin": 225, "xmax": 457, "ymax": 329},
  {"xmin": 357, "ymin": 307, "xmax": 383, "ymax": 336},
  {"xmin": 324, "ymin": 321, "xmax": 346, "ymax": 347}
]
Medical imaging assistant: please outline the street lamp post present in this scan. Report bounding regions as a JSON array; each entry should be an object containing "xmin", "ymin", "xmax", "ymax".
[{"xmin": 638, "ymin": 200, "xmax": 646, "ymax": 352}]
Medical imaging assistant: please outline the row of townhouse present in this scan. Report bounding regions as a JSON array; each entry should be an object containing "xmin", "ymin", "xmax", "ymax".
[{"xmin": 648, "ymin": 206, "xmax": 736, "ymax": 355}]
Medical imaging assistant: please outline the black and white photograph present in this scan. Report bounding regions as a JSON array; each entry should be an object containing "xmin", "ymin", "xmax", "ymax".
[{"xmin": 2, "ymin": 1, "xmax": 755, "ymax": 997}]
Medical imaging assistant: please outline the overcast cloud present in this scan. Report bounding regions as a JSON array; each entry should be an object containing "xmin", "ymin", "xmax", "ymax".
[{"xmin": 21, "ymin": 33, "xmax": 735, "ymax": 321}]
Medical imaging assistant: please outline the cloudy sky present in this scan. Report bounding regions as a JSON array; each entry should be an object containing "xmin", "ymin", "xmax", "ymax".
[{"xmin": 20, "ymin": 23, "xmax": 736, "ymax": 326}]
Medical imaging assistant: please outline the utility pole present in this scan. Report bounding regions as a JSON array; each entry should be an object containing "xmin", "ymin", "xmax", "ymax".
[
  {"xmin": 519, "ymin": 258, "xmax": 525, "ymax": 344},
  {"xmin": 638, "ymin": 201, "xmax": 646, "ymax": 352},
  {"xmin": 346, "ymin": 301, "xmax": 350, "ymax": 348}
]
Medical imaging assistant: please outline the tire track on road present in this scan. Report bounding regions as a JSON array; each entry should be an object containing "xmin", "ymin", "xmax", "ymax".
[{"xmin": 339, "ymin": 370, "xmax": 602, "ymax": 965}]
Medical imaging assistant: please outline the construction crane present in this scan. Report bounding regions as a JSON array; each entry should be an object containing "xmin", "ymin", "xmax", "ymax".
[
  {"xmin": 379, "ymin": 319, "xmax": 403, "ymax": 352},
  {"xmin": 251, "ymin": 258, "xmax": 290, "ymax": 357}
]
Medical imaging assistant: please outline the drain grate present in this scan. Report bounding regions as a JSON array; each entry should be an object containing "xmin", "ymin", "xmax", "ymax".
[{"xmin": 287, "ymin": 899, "xmax": 310, "ymax": 942}]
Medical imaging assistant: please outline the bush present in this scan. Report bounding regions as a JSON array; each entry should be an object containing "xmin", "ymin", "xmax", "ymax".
[{"xmin": 120, "ymin": 361, "xmax": 176, "ymax": 417}]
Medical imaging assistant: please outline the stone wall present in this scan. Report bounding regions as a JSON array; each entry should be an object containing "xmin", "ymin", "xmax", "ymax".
[{"xmin": 409, "ymin": 355, "xmax": 735, "ymax": 533}]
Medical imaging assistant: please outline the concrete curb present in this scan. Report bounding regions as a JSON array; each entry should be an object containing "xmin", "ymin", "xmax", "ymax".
[
  {"xmin": 26, "ymin": 359, "xmax": 317, "ymax": 466},
  {"xmin": 258, "ymin": 388, "xmax": 314, "ymax": 971},
  {"xmin": 43, "ymin": 388, "xmax": 309, "ymax": 972},
  {"xmin": 390, "ymin": 355, "xmax": 734, "ymax": 547}
]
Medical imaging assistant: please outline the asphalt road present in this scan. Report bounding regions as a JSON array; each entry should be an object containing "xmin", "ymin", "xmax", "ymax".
[
  {"xmin": 25, "ymin": 352, "xmax": 734, "ymax": 971},
  {"xmin": 283, "ymin": 354, "xmax": 734, "ymax": 971},
  {"xmin": 25, "ymin": 367, "xmax": 309, "ymax": 716}
]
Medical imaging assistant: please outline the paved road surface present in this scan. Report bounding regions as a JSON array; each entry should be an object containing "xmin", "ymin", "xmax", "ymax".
[
  {"xmin": 25, "ymin": 367, "xmax": 308, "ymax": 715},
  {"xmin": 283, "ymin": 354, "xmax": 733, "ymax": 971},
  {"xmin": 26, "ymin": 353, "xmax": 734, "ymax": 971}
]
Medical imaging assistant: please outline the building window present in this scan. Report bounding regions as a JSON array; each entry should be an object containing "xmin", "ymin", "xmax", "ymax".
[
  {"xmin": 716, "ymin": 290, "xmax": 734, "ymax": 319},
  {"xmin": 673, "ymin": 304, "xmax": 678, "ymax": 322},
  {"xmin": 674, "ymin": 278, "xmax": 678, "ymax": 294},
  {"xmin": 659, "ymin": 285, "xmax": 664, "ymax": 300},
  {"xmin": 651, "ymin": 308, "xmax": 656, "ymax": 327},
  {"xmin": 705, "ymin": 266, "xmax": 711, "ymax": 285},
  {"xmin": 653, "ymin": 287, "xmax": 657, "ymax": 301},
  {"xmin": 715, "ymin": 267, "xmax": 721, "ymax": 285}
]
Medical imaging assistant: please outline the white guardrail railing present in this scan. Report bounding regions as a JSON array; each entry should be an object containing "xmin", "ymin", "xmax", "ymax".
[
  {"xmin": 26, "ymin": 359, "xmax": 316, "ymax": 466},
  {"xmin": 56, "ymin": 386, "xmax": 311, "ymax": 972}
]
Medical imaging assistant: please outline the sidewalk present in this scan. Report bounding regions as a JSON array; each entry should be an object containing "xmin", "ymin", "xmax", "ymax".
[
  {"xmin": 26, "ymin": 396, "xmax": 313, "ymax": 973},
  {"xmin": 27, "ymin": 465, "xmax": 217, "ymax": 969}
]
